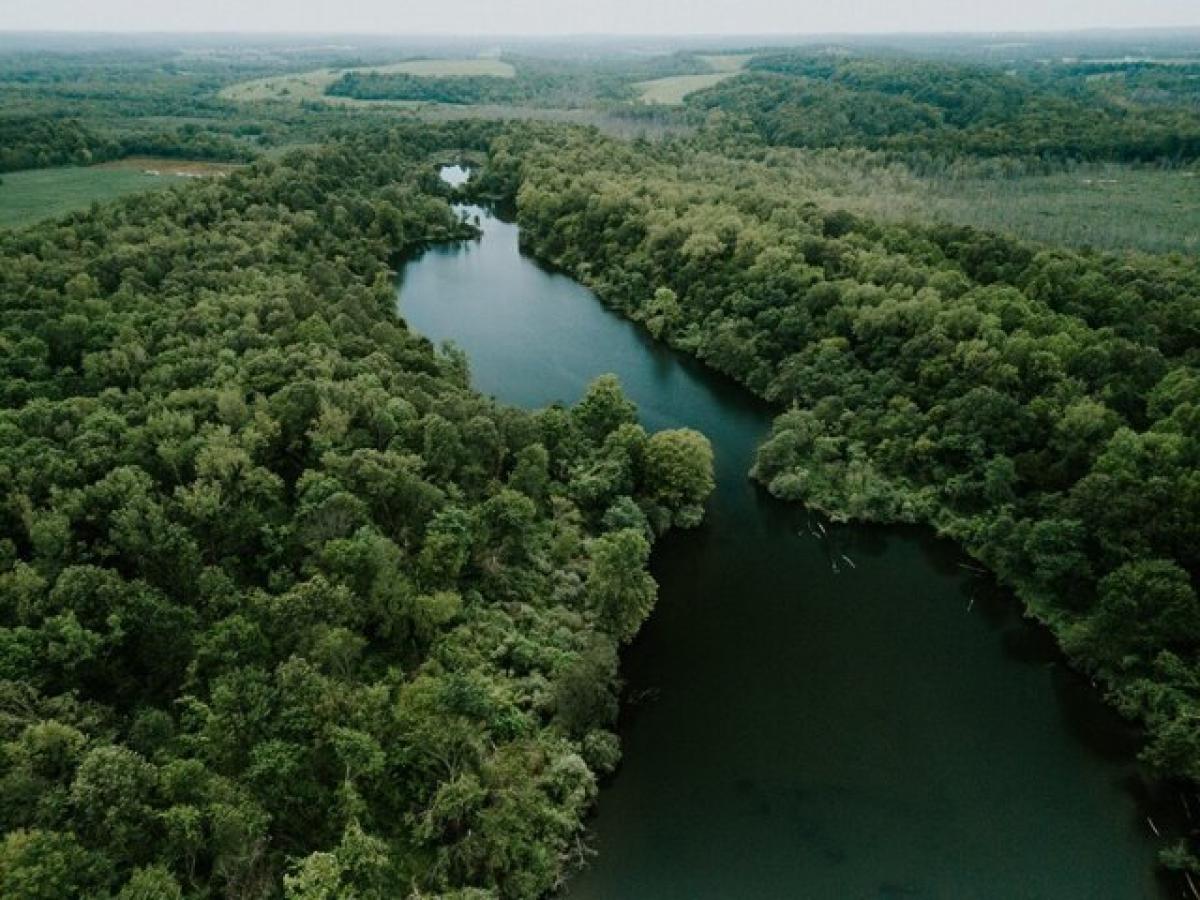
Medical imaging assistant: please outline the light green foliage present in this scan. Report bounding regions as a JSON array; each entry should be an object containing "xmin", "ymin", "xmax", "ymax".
[
  {"xmin": 0, "ymin": 166, "xmax": 169, "ymax": 229},
  {"xmin": 282, "ymin": 824, "xmax": 391, "ymax": 900},
  {"xmin": 284, "ymin": 853, "xmax": 344, "ymax": 900},
  {"xmin": 644, "ymin": 286, "xmax": 681, "ymax": 339},
  {"xmin": 587, "ymin": 529, "xmax": 656, "ymax": 642},
  {"xmin": 643, "ymin": 429, "xmax": 715, "ymax": 527},
  {"xmin": 116, "ymin": 865, "xmax": 184, "ymax": 900}
]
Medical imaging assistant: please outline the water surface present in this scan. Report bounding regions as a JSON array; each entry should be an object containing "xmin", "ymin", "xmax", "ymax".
[
  {"xmin": 397, "ymin": 185, "xmax": 1169, "ymax": 899},
  {"xmin": 438, "ymin": 163, "xmax": 471, "ymax": 187}
]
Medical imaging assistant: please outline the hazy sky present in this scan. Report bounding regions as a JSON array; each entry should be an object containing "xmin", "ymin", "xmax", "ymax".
[{"xmin": 2, "ymin": 0, "xmax": 1197, "ymax": 35}]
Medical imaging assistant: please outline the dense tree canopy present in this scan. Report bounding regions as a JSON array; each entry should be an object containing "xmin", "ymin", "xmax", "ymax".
[
  {"xmin": 686, "ymin": 55, "xmax": 1200, "ymax": 166},
  {"xmin": 0, "ymin": 123, "xmax": 713, "ymax": 898}
]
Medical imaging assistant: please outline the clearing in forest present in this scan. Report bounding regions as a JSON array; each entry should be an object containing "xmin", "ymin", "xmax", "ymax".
[
  {"xmin": 858, "ymin": 165, "xmax": 1200, "ymax": 254},
  {"xmin": 0, "ymin": 159, "xmax": 241, "ymax": 229},
  {"xmin": 635, "ymin": 54, "xmax": 749, "ymax": 104}
]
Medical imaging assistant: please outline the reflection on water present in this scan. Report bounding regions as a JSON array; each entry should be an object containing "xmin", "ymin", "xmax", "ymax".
[
  {"xmin": 397, "ymin": 175, "xmax": 1172, "ymax": 898},
  {"xmin": 439, "ymin": 163, "xmax": 471, "ymax": 187}
]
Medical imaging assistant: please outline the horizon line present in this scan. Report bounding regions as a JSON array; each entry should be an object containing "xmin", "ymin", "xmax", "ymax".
[{"xmin": 3, "ymin": 25, "xmax": 1200, "ymax": 39}]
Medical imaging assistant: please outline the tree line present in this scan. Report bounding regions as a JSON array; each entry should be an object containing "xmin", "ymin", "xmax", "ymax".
[{"xmin": 0, "ymin": 117, "xmax": 257, "ymax": 174}]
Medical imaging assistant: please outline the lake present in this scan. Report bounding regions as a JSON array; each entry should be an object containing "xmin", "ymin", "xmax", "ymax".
[{"xmin": 395, "ymin": 170, "xmax": 1172, "ymax": 898}]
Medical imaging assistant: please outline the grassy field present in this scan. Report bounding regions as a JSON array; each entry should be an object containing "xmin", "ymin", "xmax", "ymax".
[
  {"xmin": 870, "ymin": 167, "xmax": 1200, "ymax": 255},
  {"xmin": 220, "ymin": 58, "xmax": 516, "ymax": 104},
  {"xmin": 720, "ymin": 149, "xmax": 1200, "ymax": 255},
  {"xmin": 0, "ymin": 159, "xmax": 239, "ymax": 229},
  {"xmin": 635, "ymin": 72, "xmax": 736, "ymax": 104},
  {"xmin": 636, "ymin": 54, "xmax": 748, "ymax": 104}
]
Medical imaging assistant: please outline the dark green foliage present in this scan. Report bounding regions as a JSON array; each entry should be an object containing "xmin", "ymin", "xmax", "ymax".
[
  {"xmin": 0, "ymin": 116, "xmax": 256, "ymax": 174},
  {"xmin": 0, "ymin": 124, "xmax": 713, "ymax": 898}
]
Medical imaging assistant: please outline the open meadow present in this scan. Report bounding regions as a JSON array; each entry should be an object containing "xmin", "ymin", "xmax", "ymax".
[
  {"xmin": 635, "ymin": 53, "xmax": 748, "ymax": 103},
  {"xmin": 861, "ymin": 166, "xmax": 1200, "ymax": 254},
  {"xmin": 0, "ymin": 158, "xmax": 241, "ymax": 228}
]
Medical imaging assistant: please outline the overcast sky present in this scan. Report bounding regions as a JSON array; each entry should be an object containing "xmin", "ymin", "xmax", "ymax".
[{"xmin": 2, "ymin": 0, "xmax": 1198, "ymax": 35}]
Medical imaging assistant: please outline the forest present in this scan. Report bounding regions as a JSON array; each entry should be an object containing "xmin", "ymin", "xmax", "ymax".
[
  {"xmin": 2, "ymin": 29, "xmax": 1200, "ymax": 898},
  {"xmin": 688, "ymin": 54, "xmax": 1200, "ymax": 165},
  {"xmin": 0, "ymin": 117, "xmax": 256, "ymax": 173},
  {"xmin": 0, "ymin": 123, "xmax": 714, "ymax": 897}
]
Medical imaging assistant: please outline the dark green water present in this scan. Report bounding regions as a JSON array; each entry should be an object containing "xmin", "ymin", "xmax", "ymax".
[{"xmin": 397, "ymin": 182, "xmax": 1172, "ymax": 899}]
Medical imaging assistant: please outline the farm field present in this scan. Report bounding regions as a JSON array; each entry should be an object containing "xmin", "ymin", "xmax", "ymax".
[
  {"xmin": 0, "ymin": 158, "xmax": 240, "ymax": 228},
  {"xmin": 635, "ymin": 72, "xmax": 735, "ymax": 103},
  {"xmin": 635, "ymin": 53, "xmax": 748, "ymax": 103},
  {"xmin": 220, "ymin": 57, "xmax": 516, "ymax": 104}
]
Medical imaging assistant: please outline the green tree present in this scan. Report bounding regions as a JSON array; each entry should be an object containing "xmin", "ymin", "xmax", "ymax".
[
  {"xmin": 0, "ymin": 829, "xmax": 110, "ymax": 900},
  {"xmin": 573, "ymin": 375, "xmax": 637, "ymax": 444},
  {"xmin": 1071, "ymin": 560, "xmax": 1200, "ymax": 670},
  {"xmin": 587, "ymin": 529, "xmax": 656, "ymax": 642},
  {"xmin": 116, "ymin": 865, "xmax": 184, "ymax": 900},
  {"xmin": 643, "ymin": 428, "xmax": 715, "ymax": 527}
]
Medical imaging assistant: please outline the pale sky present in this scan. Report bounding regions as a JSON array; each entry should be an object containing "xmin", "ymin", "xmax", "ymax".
[{"xmin": 1, "ymin": 0, "xmax": 1198, "ymax": 35}]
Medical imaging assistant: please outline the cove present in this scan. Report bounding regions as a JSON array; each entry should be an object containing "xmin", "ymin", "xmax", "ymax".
[{"xmin": 396, "ymin": 171, "xmax": 1171, "ymax": 898}]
